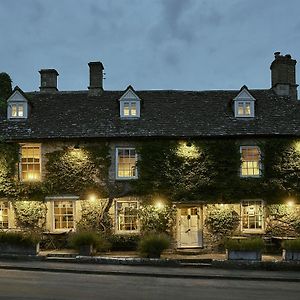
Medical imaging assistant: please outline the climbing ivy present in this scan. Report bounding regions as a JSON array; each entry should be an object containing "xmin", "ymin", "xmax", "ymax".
[{"xmin": 0, "ymin": 72, "xmax": 12, "ymax": 110}]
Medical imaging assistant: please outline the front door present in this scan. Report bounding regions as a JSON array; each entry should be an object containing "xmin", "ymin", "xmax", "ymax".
[{"xmin": 178, "ymin": 207, "xmax": 203, "ymax": 248}]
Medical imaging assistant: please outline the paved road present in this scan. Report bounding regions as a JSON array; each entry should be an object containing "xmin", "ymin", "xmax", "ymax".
[{"xmin": 0, "ymin": 269, "xmax": 299, "ymax": 300}]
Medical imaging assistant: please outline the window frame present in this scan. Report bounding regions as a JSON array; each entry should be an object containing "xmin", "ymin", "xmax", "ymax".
[
  {"xmin": 0, "ymin": 200, "xmax": 10, "ymax": 230},
  {"xmin": 120, "ymin": 100, "xmax": 140, "ymax": 119},
  {"xmin": 19, "ymin": 144, "xmax": 42, "ymax": 182},
  {"xmin": 115, "ymin": 200, "xmax": 140, "ymax": 234},
  {"xmin": 115, "ymin": 147, "xmax": 138, "ymax": 180},
  {"xmin": 52, "ymin": 199, "xmax": 76, "ymax": 232},
  {"xmin": 240, "ymin": 146, "xmax": 262, "ymax": 178},
  {"xmin": 235, "ymin": 100, "xmax": 255, "ymax": 118},
  {"xmin": 241, "ymin": 199, "xmax": 265, "ymax": 233}
]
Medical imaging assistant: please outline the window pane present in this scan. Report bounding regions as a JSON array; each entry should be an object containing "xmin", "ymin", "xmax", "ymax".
[
  {"xmin": 117, "ymin": 148, "xmax": 137, "ymax": 178},
  {"xmin": 18, "ymin": 104, "xmax": 24, "ymax": 117},
  {"xmin": 116, "ymin": 201, "xmax": 138, "ymax": 232},
  {"xmin": 245, "ymin": 102, "xmax": 251, "ymax": 115},
  {"xmin": 21, "ymin": 145, "xmax": 41, "ymax": 181},
  {"xmin": 53, "ymin": 201, "xmax": 74, "ymax": 230},
  {"xmin": 123, "ymin": 103, "xmax": 130, "ymax": 116},
  {"xmin": 12, "ymin": 104, "xmax": 17, "ymax": 117},
  {"xmin": 241, "ymin": 146, "xmax": 261, "ymax": 176},
  {"xmin": 0, "ymin": 201, "xmax": 9, "ymax": 229},
  {"xmin": 242, "ymin": 201, "xmax": 264, "ymax": 230},
  {"xmin": 238, "ymin": 103, "xmax": 244, "ymax": 115},
  {"xmin": 130, "ymin": 102, "xmax": 137, "ymax": 116}
]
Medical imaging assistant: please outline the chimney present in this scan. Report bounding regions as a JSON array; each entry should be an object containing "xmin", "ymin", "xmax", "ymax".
[
  {"xmin": 270, "ymin": 52, "xmax": 298, "ymax": 100},
  {"xmin": 88, "ymin": 61, "xmax": 104, "ymax": 96},
  {"xmin": 39, "ymin": 69, "xmax": 59, "ymax": 92}
]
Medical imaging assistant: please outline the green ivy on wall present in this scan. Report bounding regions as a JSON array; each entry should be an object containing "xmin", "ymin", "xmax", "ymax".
[{"xmin": 45, "ymin": 144, "xmax": 110, "ymax": 197}]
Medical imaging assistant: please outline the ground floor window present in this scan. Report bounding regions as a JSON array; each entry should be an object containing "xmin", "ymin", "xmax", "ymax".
[
  {"xmin": 53, "ymin": 200, "xmax": 75, "ymax": 230},
  {"xmin": 115, "ymin": 201, "xmax": 139, "ymax": 233},
  {"xmin": 0, "ymin": 201, "xmax": 9, "ymax": 229},
  {"xmin": 241, "ymin": 200, "xmax": 264, "ymax": 232}
]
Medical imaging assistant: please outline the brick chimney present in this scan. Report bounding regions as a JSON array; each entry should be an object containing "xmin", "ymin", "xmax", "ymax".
[
  {"xmin": 39, "ymin": 69, "xmax": 59, "ymax": 92},
  {"xmin": 270, "ymin": 52, "xmax": 298, "ymax": 100},
  {"xmin": 88, "ymin": 61, "xmax": 104, "ymax": 96}
]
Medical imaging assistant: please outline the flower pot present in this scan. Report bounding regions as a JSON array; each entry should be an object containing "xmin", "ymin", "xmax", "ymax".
[
  {"xmin": 282, "ymin": 249, "xmax": 300, "ymax": 261},
  {"xmin": 227, "ymin": 249, "xmax": 262, "ymax": 261},
  {"xmin": 79, "ymin": 244, "xmax": 93, "ymax": 256}
]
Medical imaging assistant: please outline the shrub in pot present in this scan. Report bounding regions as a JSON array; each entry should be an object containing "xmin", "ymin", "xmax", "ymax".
[
  {"xmin": 225, "ymin": 237, "xmax": 265, "ymax": 261},
  {"xmin": 68, "ymin": 231, "xmax": 111, "ymax": 256},
  {"xmin": 282, "ymin": 239, "xmax": 300, "ymax": 261},
  {"xmin": 0, "ymin": 231, "xmax": 41, "ymax": 255},
  {"xmin": 138, "ymin": 233, "xmax": 171, "ymax": 258}
]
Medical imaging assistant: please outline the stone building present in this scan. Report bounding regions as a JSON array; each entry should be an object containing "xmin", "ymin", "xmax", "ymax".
[{"xmin": 0, "ymin": 52, "xmax": 300, "ymax": 250}]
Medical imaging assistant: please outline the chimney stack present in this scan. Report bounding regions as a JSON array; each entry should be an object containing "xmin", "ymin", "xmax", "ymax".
[
  {"xmin": 39, "ymin": 69, "xmax": 59, "ymax": 92},
  {"xmin": 270, "ymin": 52, "xmax": 298, "ymax": 100},
  {"xmin": 88, "ymin": 61, "xmax": 104, "ymax": 96}
]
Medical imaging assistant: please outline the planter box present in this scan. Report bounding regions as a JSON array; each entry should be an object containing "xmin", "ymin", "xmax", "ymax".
[
  {"xmin": 282, "ymin": 249, "xmax": 300, "ymax": 261},
  {"xmin": 79, "ymin": 245, "xmax": 93, "ymax": 256},
  {"xmin": 227, "ymin": 249, "xmax": 262, "ymax": 261},
  {"xmin": 0, "ymin": 242, "xmax": 39, "ymax": 255}
]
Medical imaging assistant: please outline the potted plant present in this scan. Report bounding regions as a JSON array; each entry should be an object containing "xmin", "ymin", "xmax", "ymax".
[
  {"xmin": 68, "ymin": 231, "xmax": 110, "ymax": 256},
  {"xmin": 138, "ymin": 232, "xmax": 171, "ymax": 258},
  {"xmin": 225, "ymin": 237, "xmax": 264, "ymax": 261},
  {"xmin": 282, "ymin": 239, "xmax": 300, "ymax": 261},
  {"xmin": 0, "ymin": 231, "xmax": 40, "ymax": 255}
]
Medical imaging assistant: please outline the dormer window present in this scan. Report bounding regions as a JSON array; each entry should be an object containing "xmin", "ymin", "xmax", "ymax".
[
  {"xmin": 119, "ymin": 86, "xmax": 140, "ymax": 119},
  {"xmin": 11, "ymin": 103, "xmax": 24, "ymax": 118},
  {"xmin": 7, "ymin": 87, "xmax": 29, "ymax": 120},
  {"xmin": 233, "ymin": 86, "xmax": 255, "ymax": 118}
]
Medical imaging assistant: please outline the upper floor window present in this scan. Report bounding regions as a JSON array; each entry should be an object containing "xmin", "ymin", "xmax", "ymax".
[
  {"xmin": 115, "ymin": 200, "xmax": 139, "ymax": 233},
  {"xmin": 233, "ymin": 86, "xmax": 255, "ymax": 118},
  {"xmin": 119, "ymin": 86, "xmax": 140, "ymax": 119},
  {"xmin": 7, "ymin": 87, "xmax": 28, "ymax": 120},
  {"xmin": 241, "ymin": 200, "xmax": 264, "ymax": 232},
  {"xmin": 0, "ymin": 201, "xmax": 9, "ymax": 229},
  {"xmin": 20, "ymin": 144, "xmax": 41, "ymax": 181},
  {"xmin": 116, "ymin": 148, "xmax": 138, "ymax": 179},
  {"xmin": 240, "ymin": 146, "xmax": 262, "ymax": 177}
]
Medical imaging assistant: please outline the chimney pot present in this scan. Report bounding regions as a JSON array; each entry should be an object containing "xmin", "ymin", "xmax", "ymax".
[{"xmin": 274, "ymin": 51, "xmax": 281, "ymax": 58}]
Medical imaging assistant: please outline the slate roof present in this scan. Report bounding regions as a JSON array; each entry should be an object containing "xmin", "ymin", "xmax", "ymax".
[{"xmin": 0, "ymin": 88, "xmax": 299, "ymax": 140}]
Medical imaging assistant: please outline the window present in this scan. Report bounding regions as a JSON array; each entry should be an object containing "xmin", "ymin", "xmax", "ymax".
[
  {"xmin": 11, "ymin": 104, "xmax": 24, "ymax": 117},
  {"xmin": 116, "ymin": 148, "xmax": 138, "ymax": 179},
  {"xmin": 20, "ymin": 144, "xmax": 41, "ymax": 181},
  {"xmin": 53, "ymin": 200, "xmax": 75, "ymax": 230},
  {"xmin": 241, "ymin": 200, "xmax": 264, "ymax": 232},
  {"xmin": 240, "ymin": 146, "xmax": 262, "ymax": 177},
  {"xmin": 236, "ymin": 101, "xmax": 254, "ymax": 117},
  {"xmin": 116, "ymin": 201, "xmax": 139, "ymax": 233},
  {"xmin": 121, "ymin": 101, "xmax": 139, "ymax": 118},
  {"xmin": 0, "ymin": 201, "xmax": 9, "ymax": 229}
]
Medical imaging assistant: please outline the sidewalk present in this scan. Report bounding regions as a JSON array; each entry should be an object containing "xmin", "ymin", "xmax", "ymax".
[{"xmin": 0, "ymin": 258, "xmax": 300, "ymax": 282}]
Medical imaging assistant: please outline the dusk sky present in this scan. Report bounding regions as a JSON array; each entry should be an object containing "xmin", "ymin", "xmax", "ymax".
[{"xmin": 1, "ymin": 0, "xmax": 300, "ymax": 92}]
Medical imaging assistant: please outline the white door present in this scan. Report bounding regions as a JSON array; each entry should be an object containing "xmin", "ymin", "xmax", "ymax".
[{"xmin": 178, "ymin": 207, "xmax": 203, "ymax": 248}]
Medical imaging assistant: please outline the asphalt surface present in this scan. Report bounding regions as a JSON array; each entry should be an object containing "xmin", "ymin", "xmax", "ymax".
[{"xmin": 0, "ymin": 268, "xmax": 300, "ymax": 300}]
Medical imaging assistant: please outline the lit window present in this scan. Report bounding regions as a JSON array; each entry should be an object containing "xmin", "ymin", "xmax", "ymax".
[
  {"xmin": 20, "ymin": 144, "xmax": 41, "ymax": 181},
  {"xmin": 53, "ymin": 200, "xmax": 75, "ymax": 230},
  {"xmin": 116, "ymin": 201, "xmax": 139, "ymax": 232},
  {"xmin": 11, "ymin": 103, "xmax": 24, "ymax": 118},
  {"xmin": 240, "ymin": 146, "xmax": 261, "ymax": 177},
  {"xmin": 241, "ymin": 200, "xmax": 264, "ymax": 232},
  {"xmin": 121, "ymin": 101, "xmax": 138, "ymax": 118},
  {"xmin": 0, "ymin": 201, "xmax": 9, "ymax": 229},
  {"xmin": 236, "ymin": 101, "xmax": 253, "ymax": 117},
  {"xmin": 116, "ymin": 148, "xmax": 138, "ymax": 179}
]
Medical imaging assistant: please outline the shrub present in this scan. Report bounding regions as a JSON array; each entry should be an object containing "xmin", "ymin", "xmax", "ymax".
[
  {"xmin": 225, "ymin": 238, "xmax": 265, "ymax": 251},
  {"xmin": 0, "ymin": 231, "xmax": 40, "ymax": 247},
  {"xmin": 282, "ymin": 239, "xmax": 300, "ymax": 251},
  {"xmin": 68, "ymin": 231, "xmax": 111, "ymax": 252},
  {"xmin": 138, "ymin": 233, "xmax": 171, "ymax": 258},
  {"xmin": 108, "ymin": 234, "xmax": 140, "ymax": 251}
]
